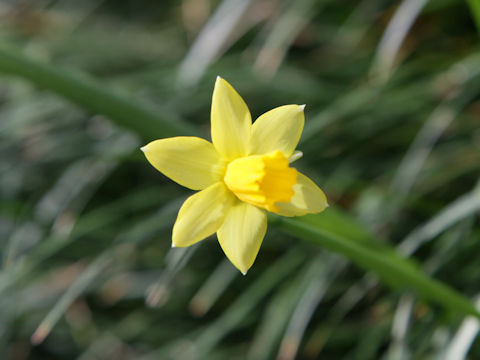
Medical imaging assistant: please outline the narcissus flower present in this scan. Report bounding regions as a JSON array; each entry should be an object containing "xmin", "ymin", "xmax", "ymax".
[{"xmin": 141, "ymin": 77, "xmax": 327, "ymax": 274}]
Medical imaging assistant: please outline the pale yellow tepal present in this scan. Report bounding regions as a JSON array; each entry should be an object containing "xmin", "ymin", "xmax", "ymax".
[{"xmin": 141, "ymin": 77, "xmax": 328, "ymax": 274}]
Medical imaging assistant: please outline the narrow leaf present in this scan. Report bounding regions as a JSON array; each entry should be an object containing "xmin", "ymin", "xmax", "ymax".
[
  {"xmin": 0, "ymin": 43, "xmax": 196, "ymax": 140},
  {"xmin": 270, "ymin": 209, "xmax": 480, "ymax": 319},
  {"xmin": 467, "ymin": 0, "xmax": 480, "ymax": 34}
]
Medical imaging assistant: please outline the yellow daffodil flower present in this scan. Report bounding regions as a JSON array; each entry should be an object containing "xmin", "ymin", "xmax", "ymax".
[{"xmin": 141, "ymin": 77, "xmax": 328, "ymax": 274}]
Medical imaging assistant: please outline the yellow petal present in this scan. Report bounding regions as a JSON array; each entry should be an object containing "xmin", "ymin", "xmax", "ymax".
[
  {"xmin": 217, "ymin": 202, "xmax": 267, "ymax": 274},
  {"xmin": 275, "ymin": 172, "xmax": 328, "ymax": 217},
  {"xmin": 211, "ymin": 77, "xmax": 252, "ymax": 160},
  {"xmin": 141, "ymin": 136, "xmax": 225, "ymax": 190},
  {"xmin": 249, "ymin": 105, "xmax": 305, "ymax": 157},
  {"xmin": 173, "ymin": 182, "xmax": 235, "ymax": 247}
]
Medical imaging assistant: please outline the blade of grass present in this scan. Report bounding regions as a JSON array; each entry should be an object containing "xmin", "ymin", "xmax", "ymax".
[
  {"xmin": 189, "ymin": 259, "xmax": 237, "ymax": 317},
  {"xmin": 177, "ymin": 0, "xmax": 253, "ymax": 88},
  {"xmin": 443, "ymin": 295, "xmax": 480, "ymax": 360},
  {"xmin": 145, "ymin": 246, "xmax": 196, "ymax": 308},
  {"xmin": 29, "ymin": 195, "xmax": 184, "ymax": 344},
  {"xmin": 467, "ymin": 0, "xmax": 480, "ymax": 34},
  {"xmin": 140, "ymin": 248, "xmax": 305, "ymax": 360},
  {"xmin": 0, "ymin": 190, "xmax": 181, "ymax": 297},
  {"xmin": 248, "ymin": 255, "xmax": 330, "ymax": 360},
  {"xmin": 370, "ymin": 0, "xmax": 428, "ymax": 81},
  {"xmin": 253, "ymin": 0, "xmax": 320, "ymax": 77},
  {"xmin": 276, "ymin": 256, "xmax": 344, "ymax": 360},
  {"xmin": 31, "ymin": 253, "xmax": 112, "ymax": 345},
  {"xmin": 399, "ymin": 181, "xmax": 480, "ymax": 256},
  {"xmin": 190, "ymin": 248, "xmax": 305, "ymax": 358},
  {"xmin": 0, "ymin": 43, "xmax": 196, "ymax": 140},
  {"xmin": 270, "ymin": 210, "xmax": 480, "ymax": 319},
  {"xmin": 385, "ymin": 294, "xmax": 415, "ymax": 360}
]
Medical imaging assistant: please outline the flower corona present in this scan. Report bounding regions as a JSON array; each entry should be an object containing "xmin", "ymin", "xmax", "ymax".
[{"xmin": 224, "ymin": 150, "xmax": 297, "ymax": 212}]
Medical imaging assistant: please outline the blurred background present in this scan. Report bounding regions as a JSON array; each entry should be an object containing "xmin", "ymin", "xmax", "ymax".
[{"xmin": 1, "ymin": 0, "xmax": 480, "ymax": 359}]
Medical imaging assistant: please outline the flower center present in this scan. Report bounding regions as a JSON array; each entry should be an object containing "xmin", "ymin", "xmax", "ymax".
[{"xmin": 223, "ymin": 150, "xmax": 297, "ymax": 212}]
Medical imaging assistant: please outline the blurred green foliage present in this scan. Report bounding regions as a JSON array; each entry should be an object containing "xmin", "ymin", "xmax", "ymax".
[{"xmin": 1, "ymin": 0, "xmax": 480, "ymax": 359}]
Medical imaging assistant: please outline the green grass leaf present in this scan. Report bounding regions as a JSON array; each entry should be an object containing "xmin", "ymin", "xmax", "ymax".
[
  {"xmin": 467, "ymin": 0, "xmax": 480, "ymax": 34},
  {"xmin": 0, "ymin": 43, "xmax": 197, "ymax": 140},
  {"xmin": 270, "ymin": 208, "xmax": 480, "ymax": 319}
]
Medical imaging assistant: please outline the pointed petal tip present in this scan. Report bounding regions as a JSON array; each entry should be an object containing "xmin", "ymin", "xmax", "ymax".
[
  {"xmin": 140, "ymin": 145, "xmax": 148, "ymax": 152},
  {"xmin": 216, "ymin": 75, "xmax": 222, "ymax": 81},
  {"xmin": 241, "ymin": 270, "xmax": 247, "ymax": 276},
  {"xmin": 299, "ymin": 104, "xmax": 306, "ymax": 111}
]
